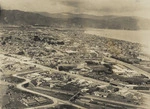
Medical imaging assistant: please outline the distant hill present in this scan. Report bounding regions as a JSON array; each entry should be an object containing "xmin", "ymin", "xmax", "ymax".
[
  {"xmin": 0, "ymin": 9, "xmax": 150, "ymax": 30},
  {"xmin": 0, "ymin": 10, "xmax": 56, "ymax": 26}
]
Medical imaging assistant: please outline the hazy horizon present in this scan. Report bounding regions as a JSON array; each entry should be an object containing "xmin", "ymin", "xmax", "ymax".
[{"xmin": 1, "ymin": 0, "xmax": 150, "ymax": 19}]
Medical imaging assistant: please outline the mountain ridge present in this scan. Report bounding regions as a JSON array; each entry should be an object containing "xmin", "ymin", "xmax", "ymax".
[{"xmin": 0, "ymin": 9, "xmax": 150, "ymax": 30}]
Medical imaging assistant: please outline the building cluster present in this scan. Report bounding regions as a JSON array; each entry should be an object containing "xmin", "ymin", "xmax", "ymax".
[
  {"xmin": 20, "ymin": 70, "xmax": 143, "ymax": 105},
  {"xmin": 2, "ymin": 85, "xmax": 52, "ymax": 109},
  {"xmin": 0, "ymin": 26, "xmax": 149, "ymax": 108}
]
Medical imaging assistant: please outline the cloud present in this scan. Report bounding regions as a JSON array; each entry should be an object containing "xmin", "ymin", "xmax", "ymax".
[
  {"xmin": 61, "ymin": 0, "xmax": 83, "ymax": 8},
  {"xmin": 1, "ymin": 0, "xmax": 150, "ymax": 18},
  {"xmin": 0, "ymin": 0, "xmax": 74, "ymax": 13},
  {"xmin": 60, "ymin": 0, "xmax": 141, "ymax": 14}
]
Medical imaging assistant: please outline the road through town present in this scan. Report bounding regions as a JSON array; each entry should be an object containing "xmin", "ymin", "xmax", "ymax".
[
  {"xmin": 1, "ymin": 53, "xmax": 150, "ymax": 109},
  {"xmin": 105, "ymin": 57, "xmax": 150, "ymax": 78},
  {"xmin": 12, "ymin": 70, "xmax": 86, "ymax": 109}
]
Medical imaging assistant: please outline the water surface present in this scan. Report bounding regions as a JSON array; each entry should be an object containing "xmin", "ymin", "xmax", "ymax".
[{"xmin": 85, "ymin": 28, "xmax": 150, "ymax": 55}]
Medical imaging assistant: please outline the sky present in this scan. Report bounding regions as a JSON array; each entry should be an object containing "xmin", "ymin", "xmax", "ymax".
[{"xmin": 1, "ymin": 0, "xmax": 150, "ymax": 18}]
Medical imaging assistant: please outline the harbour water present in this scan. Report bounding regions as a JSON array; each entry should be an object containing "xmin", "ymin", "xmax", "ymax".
[{"xmin": 85, "ymin": 28, "xmax": 150, "ymax": 55}]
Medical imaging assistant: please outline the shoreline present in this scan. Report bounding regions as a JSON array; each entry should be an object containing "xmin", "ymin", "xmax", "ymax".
[{"xmin": 85, "ymin": 28, "xmax": 150, "ymax": 56}]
